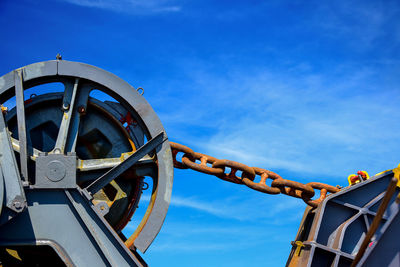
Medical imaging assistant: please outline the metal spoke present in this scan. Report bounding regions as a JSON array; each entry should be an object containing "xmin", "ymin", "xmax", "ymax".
[
  {"xmin": 65, "ymin": 83, "xmax": 92, "ymax": 153},
  {"xmin": 14, "ymin": 69, "xmax": 29, "ymax": 181},
  {"xmin": 78, "ymin": 154, "xmax": 154, "ymax": 172},
  {"xmin": 11, "ymin": 137, "xmax": 42, "ymax": 161},
  {"xmin": 85, "ymin": 131, "xmax": 166, "ymax": 195},
  {"xmin": 53, "ymin": 78, "xmax": 79, "ymax": 154}
]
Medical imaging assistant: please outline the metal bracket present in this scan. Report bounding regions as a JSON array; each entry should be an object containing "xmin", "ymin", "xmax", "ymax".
[{"xmin": 34, "ymin": 153, "xmax": 77, "ymax": 189}]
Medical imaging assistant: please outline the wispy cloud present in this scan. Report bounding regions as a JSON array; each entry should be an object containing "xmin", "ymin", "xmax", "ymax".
[
  {"xmin": 170, "ymin": 195, "xmax": 230, "ymax": 218},
  {"xmin": 131, "ymin": 195, "xmax": 303, "ymax": 259},
  {"xmin": 146, "ymin": 218, "xmax": 300, "ymax": 253},
  {"xmin": 148, "ymin": 0, "xmax": 400, "ymax": 182},
  {"xmin": 152, "ymin": 241, "xmax": 234, "ymax": 252},
  {"xmin": 140, "ymin": 194, "xmax": 230, "ymax": 219},
  {"xmin": 314, "ymin": 1, "xmax": 400, "ymax": 49},
  {"xmin": 60, "ymin": 0, "xmax": 181, "ymax": 14},
  {"xmin": 156, "ymin": 58, "xmax": 400, "ymax": 181},
  {"xmin": 140, "ymin": 194, "xmax": 304, "ymax": 222}
]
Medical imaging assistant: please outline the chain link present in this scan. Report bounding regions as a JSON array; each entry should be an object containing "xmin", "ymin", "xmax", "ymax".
[{"xmin": 170, "ymin": 142, "xmax": 340, "ymax": 208}]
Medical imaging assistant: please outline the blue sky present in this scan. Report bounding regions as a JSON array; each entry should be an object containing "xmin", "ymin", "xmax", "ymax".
[{"xmin": 1, "ymin": 0, "xmax": 400, "ymax": 266}]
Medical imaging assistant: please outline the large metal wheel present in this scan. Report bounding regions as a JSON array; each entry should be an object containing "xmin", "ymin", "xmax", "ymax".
[{"xmin": 0, "ymin": 59, "xmax": 173, "ymax": 256}]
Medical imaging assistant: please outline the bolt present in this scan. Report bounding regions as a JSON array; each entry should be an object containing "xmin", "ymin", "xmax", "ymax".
[
  {"xmin": 62, "ymin": 102, "xmax": 70, "ymax": 110},
  {"xmin": 13, "ymin": 201, "xmax": 22, "ymax": 209},
  {"xmin": 1, "ymin": 106, "xmax": 7, "ymax": 114},
  {"xmin": 78, "ymin": 106, "xmax": 86, "ymax": 115}
]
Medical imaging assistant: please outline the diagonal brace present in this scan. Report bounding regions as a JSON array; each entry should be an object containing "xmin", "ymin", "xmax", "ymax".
[
  {"xmin": 0, "ymin": 108, "xmax": 26, "ymax": 213},
  {"xmin": 85, "ymin": 132, "xmax": 166, "ymax": 196}
]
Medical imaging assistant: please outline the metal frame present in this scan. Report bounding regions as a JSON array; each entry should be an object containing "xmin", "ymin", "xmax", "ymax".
[
  {"xmin": 286, "ymin": 171, "xmax": 400, "ymax": 267},
  {"xmin": 0, "ymin": 60, "xmax": 174, "ymax": 265}
]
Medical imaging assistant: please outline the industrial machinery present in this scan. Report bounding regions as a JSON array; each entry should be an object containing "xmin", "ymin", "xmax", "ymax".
[
  {"xmin": 0, "ymin": 58, "xmax": 172, "ymax": 266},
  {"xmin": 0, "ymin": 58, "xmax": 399, "ymax": 266}
]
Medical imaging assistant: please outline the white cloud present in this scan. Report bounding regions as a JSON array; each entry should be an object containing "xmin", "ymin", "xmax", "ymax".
[
  {"xmin": 140, "ymin": 193, "xmax": 304, "ymax": 222},
  {"xmin": 152, "ymin": 241, "xmax": 233, "ymax": 252},
  {"xmin": 60, "ymin": 0, "xmax": 181, "ymax": 14},
  {"xmin": 171, "ymin": 195, "xmax": 229, "ymax": 217},
  {"xmin": 147, "ymin": 216, "xmax": 301, "ymax": 253},
  {"xmin": 157, "ymin": 60, "xmax": 400, "ymax": 181},
  {"xmin": 140, "ymin": 194, "xmax": 230, "ymax": 218}
]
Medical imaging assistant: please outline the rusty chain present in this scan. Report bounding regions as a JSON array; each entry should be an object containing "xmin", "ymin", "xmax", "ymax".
[{"xmin": 170, "ymin": 142, "xmax": 340, "ymax": 208}]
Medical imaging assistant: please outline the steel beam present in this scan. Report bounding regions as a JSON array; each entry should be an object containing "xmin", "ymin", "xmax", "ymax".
[
  {"xmin": 14, "ymin": 69, "xmax": 29, "ymax": 182},
  {"xmin": 86, "ymin": 131, "xmax": 166, "ymax": 195}
]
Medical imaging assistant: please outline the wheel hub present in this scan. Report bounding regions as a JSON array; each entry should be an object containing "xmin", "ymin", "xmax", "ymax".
[{"xmin": 36, "ymin": 154, "xmax": 77, "ymax": 188}]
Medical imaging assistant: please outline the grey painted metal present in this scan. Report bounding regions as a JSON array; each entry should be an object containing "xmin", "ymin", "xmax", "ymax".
[
  {"xmin": 35, "ymin": 154, "xmax": 77, "ymax": 188},
  {"xmin": 14, "ymin": 69, "xmax": 29, "ymax": 182},
  {"xmin": 65, "ymin": 189, "xmax": 142, "ymax": 266},
  {"xmin": 86, "ymin": 131, "xmax": 166, "ymax": 195},
  {"xmin": 286, "ymin": 171, "xmax": 400, "ymax": 267},
  {"xmin": 0, "ymin": 110, "xmax": 26, "ymax": 215},
  {"xmin": 53, "ymin": 78, "xmax": 79, "ymax": 153},
  {"xmin": 0, "ymin": 166, "xmax": 4, "ymax": 216},
  {"xmin": 0, "ymin": 61, "xmax": 57, "ymax": 104},
  {"xmin": 0, "ymin": 189, "xmax": 143, "ymax": 266},
  {"xmin": 65, "ymin": 84, "xmax": 91, "ymax": 153},
  {"xmin": 0, "ymin": 59, "xmax": 173, "ymax": 253}
]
